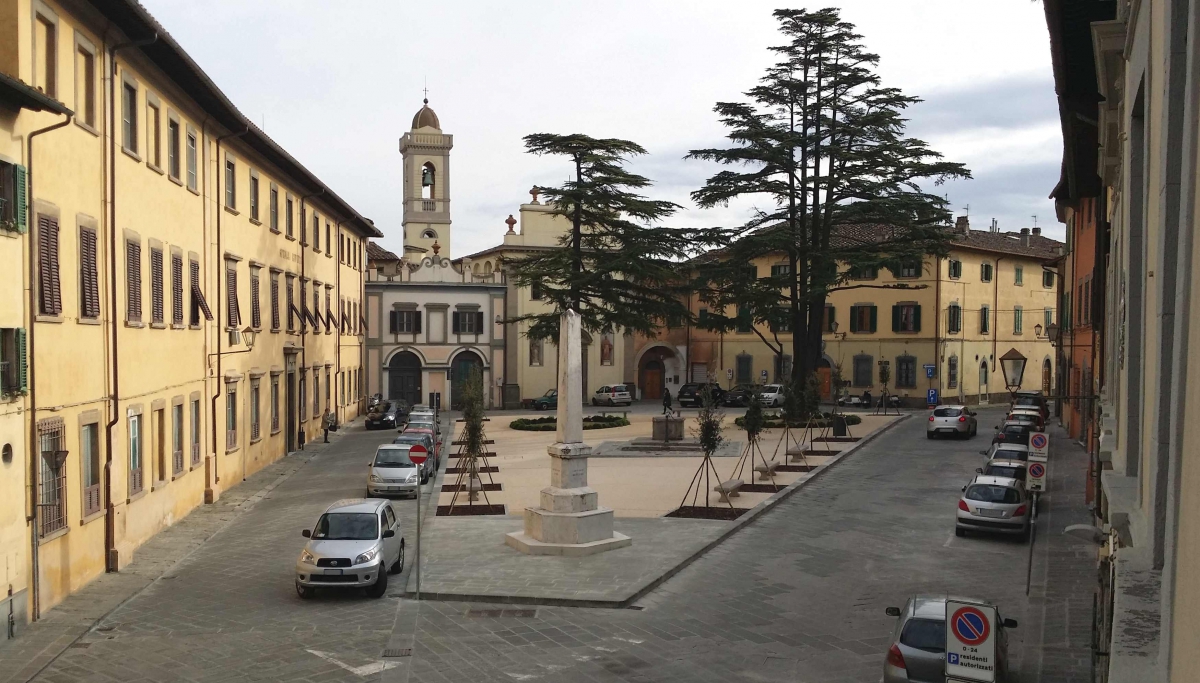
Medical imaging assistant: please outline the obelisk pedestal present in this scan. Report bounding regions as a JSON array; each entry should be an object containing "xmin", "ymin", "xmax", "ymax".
[{"xmin": 505, "ymin": 310, "xmax": 631, "ymax": 556}]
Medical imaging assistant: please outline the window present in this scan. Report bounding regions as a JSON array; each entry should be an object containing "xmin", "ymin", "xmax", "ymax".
[
  {"xmin": 35, "ymin": 14, "xmax": 56, "ymax": 97},
  {"xmin": 947, "ymin": 303, "xmax": 962, "ymax": 334},
  {"xmin": 980, "ymin": 305, "xmax": 991, "ymax": 334},
  {"xmin": 853, "ymin": 355, "xmax": 873, "ymax": 387},
  {"xmin": 167, "ymin": 119, "xmax": 180, "ymax": 179},
  {"xmin": 225, "ymin": 263, "xmax": 240, "ymax": 329},
  {"xmin": 269, "ymin": 186, "xmax": 279, "ymax": 231},
  {"xmin": 980, "ymin": 262, "xmax": 993, "ymax": 282},
  {"xmin": 150, "ymin": 247, "xmax": 164, "ymax": 324},
  {"xmin": 389, "ymin": 310, "xmax": 422, "ymax": 334},
  {"xmin": 271, "ymin": 375, "xmax": 280, "ymax": 433},
  {"xmin": 147, "ymin": 100, "xmax": 161, "ymax": 168},
  {"xmin": 79, "ymin": 228, "xmax": 100, "ymax": 319},
  {"xmin": 850, "ymin": 265, "xmax": 877, "ymax": 280},
  {"xmin": 126, "ymin": 240, "xmax": 142, "ymax": 322},
  {"xmin": 37, "ymin": 216, "xmax": 62, "ymax": 315},
  {"xmin": 171, "ymin": 253, "xmax": 183, "ymax": 325},
  {"xmin": 771, "ymin": 307, "xmax": 792, "ymax": 333},
  {"xmin": 771, "ymin": 264, "xmax": 791, "ymax": 277},
  {"xmin": 1014, "ymin": 266, "xmax": 1024, "ymax": 285},
  {"xmin": 172, "ymin": 403, "xmax": 183, "ymax": 475},
  {"xmin": 0, "ymin": 162, "xmax": 26, "ymax": 232},
  {"xmin": 300, "ymin": 209, "xmax": 307, "ymax": 245},
  {"xmin": 1044, "ymin": 307, "xmax": 1054, "ymax": 331},
  {"xmin": 892, "ymin": 303, "xmax": 921, "ymax": 333},
  {"xmin": 312, "ymin": 213, "xmax": 319, "ymax": 250},
  {"xmin": 849, "ymin": 305, "xmax": 877, "ymax": 333},
  {"xmin": 81, "ymin": 422, "xmax": 101, "ymax": 516},
  {"xmin": 153, "ymin": 408, "xmax": 165, "ymax": 485},
  {"xmin": 122, "ymin": 81, "xmax": 137, "ymax": 153},
  {"xmin": 325, "ymin": 368, "xmax": 331, "ymax": 411},
  {"xmin": 129, "ymin": 412, "xmax": 143, "ymax": 495},
  {"xmin": 735, "ymin": 354, "xmax": 753, "ymax": 384},
  {"xmin": 186, "ymin": 130, "xmax": 197, "ymax": 191},
  {"xmin": 286, "ymin": 197, "xmax": 294, "ymax": 238},
  {"xmin": 190, "ymin": 258, "xmax": 214, "ymax": 326},
  {"xmin": 37, "ymin": 418, "xmax": 66, "ymax": 536},
  {"xmin": 190, "ymin": 399, "xmax": 200, "ymax": 467},
  {"xmin": 313, "ymin": 372, "xmax": 321, "ymax": 417},
  {"xmin": 0, "ymin": 328, "xmax": 28, "ymax": 396},
  {"xmin": 299, "ymin": 374, "xmax": 307, "ymax": 422},
  {"xmin": 325, "ymin": 223, "xmax": 331, "ymax": 256},
  {"xmin": 226, "ymin": 388, "xmax": 238, "ymax": 450},
  {"xmin": 895, "ymin": 261, "xmax": 921, "ymax": 278},
  {"xmin": 251, "ymin": 379, "xmax": 261, "ymax": 441},
  {"xmin": 75, "ymin": 40, "xmax": 95, "ymax": 128},
  {"xmin": 250, "ymin": 269, "xmax": 261, "ymax": 329},
  {"xmin": 453, "ymin": 311, "xmax": 483, "ymax": 335},
  {"xmin": 249, "ymin": 172, "xmax": 259, "ymax": 221},
  {"xmin": 325, "ymin": 288, "xmax": 333, "ymax": 334},
  {"xmin": 1014, "ymin": 306, "xmax": 1024, "ymax": 334},
  {"xmin": 948, "ymin": 259, "xmax": 962, "ymax": 279},
  {"xmin": 896, "ymin": 355, "xmax": 917, "ymax": 388},
  {"xmin": 224, "ymin": 157, "xmax": 236, "ymax": 209},
  {"xmin": 1043, "ymin": 270, "xmax": 1055, "ymax": 288},
  {"xmin": 270, "ymin": 271, "xmax": 280, "ymax": 330},
  {"xmin": 529, "ymin": 338, "xmax": 544, "ymax": 366},
  {"xmin": 312, "ymin": 283, "xmax": 321, "ymax": 332},
  {"xmin": 286, "ymin": 275, "xmax": 296, "ymax": 331},
  {"xmin": 736, "ymin": 306, "xmax": 753, "ymax": 333},
  {"xmin": 948, "ymin": 356, "xmax": 959, "ymax": 389},
  {"xmin": 530, "ymin": 280, "xmax": 543, "ymax": 300}
]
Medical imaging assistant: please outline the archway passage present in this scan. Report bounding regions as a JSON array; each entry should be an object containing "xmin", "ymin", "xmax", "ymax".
[
  {"xmin": 638, "ymin": 346, "xmax": 676, "ymax": 400},
  {"xmin": 388, "ymin": 352, "xmax": 422, "ymax": 406},
  {"xmin": 450, "ymin": 351, "xmax": 484, "ymax": 410},
  {"xmin": 1042, "ymin": 358, "xmax": 1052, "ymax": 393}
]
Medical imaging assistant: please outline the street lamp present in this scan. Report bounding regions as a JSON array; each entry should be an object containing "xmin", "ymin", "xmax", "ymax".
[
  {"xmin": 1034, "ymin": 323, "xmax": 1043, "ymax": 338},
  {"xmin": 241, "ymin": 326, "xmax": 257, "ymax": 350},
  {"xmin": 999, "ymin": 348, "xmax": 1027, "ymax": 398},
  {"xmin": 1046, "ymin": 323, "xmax": 1060, "ymax": 346}
]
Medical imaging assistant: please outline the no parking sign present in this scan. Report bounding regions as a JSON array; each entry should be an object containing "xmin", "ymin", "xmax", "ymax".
[
  {"xmin": 1028, "ymin": 461, "xmax": 1046, "ymax": 492},
  {"xmin": 1029, "ymin": 432, "xmax": 1049, "ymax": 461},
  {"xmin": 945, "ymin": 600, "xmax": 998, "ymax": 682}
]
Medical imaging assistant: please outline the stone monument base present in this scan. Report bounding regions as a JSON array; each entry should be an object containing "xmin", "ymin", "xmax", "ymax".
[
  {"xmin": 505, "ymin": 529, "xmax": 632, "ymax": 557},
  {"xmin": 505, "ymin": 480, "xmax": 632, "ymax": 556}
]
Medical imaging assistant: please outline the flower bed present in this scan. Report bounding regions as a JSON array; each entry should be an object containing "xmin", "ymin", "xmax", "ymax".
[
  {"xmin": 733, "ymin": 412, "xmax": 862, "ymax": 429},
  {"xmin": 509, "ymin": 415, "xmax": 630, "ymax": 431}
]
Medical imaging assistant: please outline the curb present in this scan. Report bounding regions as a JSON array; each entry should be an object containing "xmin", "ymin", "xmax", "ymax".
[{"xmin": 400, "ymin": 413, "xmax": 912, "ymax": 609}]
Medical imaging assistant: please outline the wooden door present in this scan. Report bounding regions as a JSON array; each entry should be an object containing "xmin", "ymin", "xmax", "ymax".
[
  {"xmin": 642, "ymin": 361, "xmax": 664, "ymax": 400},
  {"xmin": 817, "ymin": 367, "xmax": 832, "ymax": 399}
]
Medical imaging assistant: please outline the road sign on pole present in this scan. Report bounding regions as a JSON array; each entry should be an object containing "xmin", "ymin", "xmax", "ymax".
[
  {"xmin": 409, "ymin": 443, "xmax": 429, "ymax": 601},
  {"xmin": 945, "ymin": 600, "xmax": 998, "ymax": 682},
  {"xmin": 924, "ymin": 364, "xmax": 937, "ymax": 379},
  {"xmin": 927, "ymin": 389, "xmax": 939, "ymax": 407},
  {"xmin": 1029, "ymin": 432, "xmax": 1049, "ymax": 461},
  {"xmin": 1028, "ymin": 461, "xmax": 1046, "ymax": 492}
]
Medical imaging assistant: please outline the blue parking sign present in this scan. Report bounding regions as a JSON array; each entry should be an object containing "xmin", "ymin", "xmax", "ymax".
[
  {"xmin": 924, "ymin": 364, "xmax": 937, "ymax": 379},
  {"xmin": 927, "ymin": 389, "xmax": 938, "ymax": 406}
]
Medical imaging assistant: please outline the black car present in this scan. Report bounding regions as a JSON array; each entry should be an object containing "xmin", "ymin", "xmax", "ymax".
[
  {"xmin": 365, "ymin": 402, "xmax": 402, "ymax": 430},
  {"xmin": 721, "ymin": 384, "xmax": 758, "ymax": 407},
  {"xmin": 392, "ymin": 432, "xmax": 437, "ymax": 482},
  {"xmin": 992, "ymin": 421, "xmax": 1034, "ymax": 446},
  {"xmin": 677, "ymin": 383, "xmax": 726, "ymax": 407}
]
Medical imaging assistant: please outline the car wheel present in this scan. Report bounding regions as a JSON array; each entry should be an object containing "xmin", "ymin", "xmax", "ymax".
[
  {"xmin": 926, "ymin": 432, "xmax": 935, "ymax": 439},
  {"xmin": 389, "ymin": 541, "xmax": 405, "ymax": 575},
  {"xmin": 366, "ymin": 567, "xmax": 389, "ymax": 598},
  {"xmin": 296, "ymin": 582, "xmax": 314, "ymax": 599},
  {"xmin": 955, "ymin": 527, "xmax": 965, "ymax": 538}
]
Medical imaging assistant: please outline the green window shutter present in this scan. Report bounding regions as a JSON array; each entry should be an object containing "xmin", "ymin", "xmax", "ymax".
[
  {"xmin": 14, "ymin": 165, "xmax": 28, "ymax": 233},
  {"xmin": 16, "ymin": 328, "xmax": 28, "ymax": 392},
  {"xmin": 870, "ymin": 306, "xmax": 878, "ymax": 333},
  {"xmin": 849, "ymin": 306, "xmax": 859, "ymax": 333},
  {"xmin": 913, "ymin": 305, "xmax": 922, "ymax": 332},
  {"xmin": 891, "ymin": 305, "xmax": 900, "ymax": 332},
  {"xmin": 828, "ymin": 306, "xmax": 835, "ymax": 331}
]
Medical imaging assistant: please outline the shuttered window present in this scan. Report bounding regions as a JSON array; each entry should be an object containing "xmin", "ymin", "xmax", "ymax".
[
  {"xmin": 126, "ymin": 240, "xmax": 142, "ymax": 322},
  {"xmin": 452, "ymin": 311, "xmax": 484, "ymax": 334},
  {"xmin": 270, "ymin": 272, "xmax": 280, "ymax": 330},
  {"xmin": 37, "ymin": 418, "xmax": 67, "ymax": 537},
  {"xmin": 389, "ymin": 310, "xmax": 422, "ymax": 334},
  {"xmin": 225, "ymin": 265, "xmax": 240, "ymax": 328},
  {"xmin": 150, "ymin": 247, "xmax": 164, "ymax": 324},
  {"xmin": 250, "ymin": 270, "xmax": 261, "ymax": 329},
  {"xmin": 81, "ymin": 422, "xmax": 101, "ymax": 516},
  {"xmin": 79, "ymin": 228, "xmax": 100, "ymax": 318},
  {"xmin": 190, "ymin": 259, "xmax": 213, "ymax": 326},
  {"xmin": 128, "ymin": 413, "xmax": 143, "ymax": 495},
  {"xmin": 286, "ymin": 275, "xmax": 295, "ymax": 331},
  {"xmin": 171, "ymin": 253, "xmax": 184, "ymax": 325},
  {"xmin": 325, "ymin": 288, "xmax": 333, "ymax": 333},
  {"xmin": 38, "ymin": 216, "xmax": 62, "ymax": 315},
  {"xmin": 312, "ymin": 283, "xmax": 321, "ymax": 332}
]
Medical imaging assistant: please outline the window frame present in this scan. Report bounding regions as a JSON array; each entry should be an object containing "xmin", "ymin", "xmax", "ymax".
[
  {"xmin": 1014, "ymin": 306, "xmax": 1024, "ymax": 335},
  {"xmin": 271, "ymin": 373, "xmax": 281, "ymax": 434},
  {"xmin": 250, "ymin": 378, "xmax": 262, "ymax": 442},
  {"xmin": 1014, "ymin": 265, "xmax": 1024, "ymax": 286},
  {"xmin": 37, "ymin": 417, "xmax": 67, "ymax": 537},
  {"xmin": 145, "ymin": 92, "xmax": 162, "ymax": 172},
  {"xmin": 185, "ymin": 126, "xmax": 198, "ymax": 192},
  {"xmin": 120, "ymin": 72, "xmax": 139, "ymax": 157},
  {"xmin": 225, "ymin": 384, "xmax": 238, "ymax": 452},
  {"xmin": 852, "ymin": 354, "xmax": 873, "ymax": 387},
  {"xmin": 980, "ymin": 262, "xmax": 993, "ymax": 283},
  {"xmin": 249, "ymin": 169, "xmax": 260, "ymax": 223},
  {"xmin": 980, "ymin": 305, "xmax": 991, "ymax": 334},
  {"xmin": 73, "ymin": 30, "xmax": 98, "ymax": 133},
  {"xmin": 33, "ymin": 6, "xmax": 59, "ymax": 99},
  {"xmin": 948, "ymin": 259, "xmax": 962, "ymax": 279},
  {"xmin": 166, "ymin": 113, "xmax": 181, "ymax": 181},
  {"xmin": 80, "ymin": 419, "xmax": 102, "ymax": 517},
  {"xmin": 128, "ymin": 410, "xmax": 143, "ymax": 496},
  {"xmin": 171, "ymin": 401, "xmax": 184, "ymax": 476},
  {"xmin": 895, "ymin": 355, "xmax": 918, "ymax": 388},
  {"xmin": 223, "ymin": 153, "xmax": 237, "ymax": 211},
  {"xmin": 947, "ymin": 303, "xmax": 962, "ymax": 334}
]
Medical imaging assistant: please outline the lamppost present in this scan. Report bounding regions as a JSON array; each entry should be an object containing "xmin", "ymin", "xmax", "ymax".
[{"xmin": 999, "ymin": 348, "xmax": 1027, "ymax": 403}]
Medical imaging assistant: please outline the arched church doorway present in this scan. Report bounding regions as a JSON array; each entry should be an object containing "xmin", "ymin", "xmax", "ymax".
[
  {"xmin": 450, "ymin": 351, "xmax": 484, "ymax": 410},
  {"xmin": 1042, "ymin": 358, "xmax": 1052, "ymax": 393},
  {"xmin": 816, "ymin": 357, "xmax": 833, "ymax": 400},
  {"xmin": 388, "ymin": 352, "xmax": 422, "ymax": 406},
  {"xmin": 638, "ymin": 345, "xmax": 676, "ymax": 400}
]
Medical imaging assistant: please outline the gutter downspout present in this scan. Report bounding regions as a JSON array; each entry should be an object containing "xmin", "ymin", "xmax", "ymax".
[
  {"xmin": 25, "ymin": 111, "xmax": 73, "ymax": 623},
  {"xmin": 103, "ymin": 32, "xmax": 157, "ymax": 578},
  {"xmin": 210, "ymin": 127, "xmax": 249, "ymax": 485},
  {"xmin": 991, "ymin": 255, "xmax": 1004, "ymax": 402},
  {"xmin": 298, "ymin": 190, "xmax": 324, "ymax": 447},
  {"xmin": 335, "ymin": 220, "xmax": 342, "ymax": 425},
  {"xmin": 934, "ymin": 254, "xmax": 942, "ymax": 404}
]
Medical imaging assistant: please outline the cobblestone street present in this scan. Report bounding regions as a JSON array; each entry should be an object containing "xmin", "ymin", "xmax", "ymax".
[{"xmin": 4, "ymin": 407, "xmax": 1096, "ymax": 682}]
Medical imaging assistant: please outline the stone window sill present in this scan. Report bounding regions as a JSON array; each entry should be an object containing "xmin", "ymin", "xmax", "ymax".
[
  {"xmin": 79, "ymin": 509, "xmax": 106, "ymax": 526},
  {"xmin": 35, "ymin": 313, "xmax": 63, "ymax": 324},
  {"xmin": 38, "ymin": 527, "xmax": 69, "ymax": 545},
  {"xmin": 127, "ymin": 489, "xmax": 148, "ymax": 504},
  {"xmin": 77, "ymin": 317, "xmax": 101, "ymax": 326},
  {"xmin": 121, "ymin": 146, "xmax": 142, "ymax": 162},
  {"xmin": 150, "ymin": 322, "xmax": 166, "ymax": 329}
]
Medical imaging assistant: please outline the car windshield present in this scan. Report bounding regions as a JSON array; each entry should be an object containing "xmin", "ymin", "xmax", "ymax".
[
  {"xmin": 934, "ymin": 408, "xmax": 963, "ymax": 417},
  {"xmin": 374, "ymin": 448, "xmax": 415, "ymax": 467},
  {"xmin": 900, "ymin": 618, "xmax": 946, "ymax": 653},
  {"xmin": 312, "ymin": 512, "xmax": 378, "ymax": 540},
  {"xmin": 966, "ymin": 484, "xmax": 1022, "ymax": 504},
  {"xmin": 612, "ymin": 385, "xmax": 628, "ymax": 392},
  {"xmin": 680, "ymin": 384, "xmax": 699, "ymax": 392},
  {"xmin": 1015, "ymin": 396, "xmax": 1040, "ymax": 406},
  {"xmin": 994, "ymin": 449, "xmax": 1029, "ymax": 461},
  {"xmin": 393, "ymin": 435, "xmax": 427, "ymax": 446},
  {"xmin": 987, "ymin": 465, "xmax": 1026, "ymax": 480}
]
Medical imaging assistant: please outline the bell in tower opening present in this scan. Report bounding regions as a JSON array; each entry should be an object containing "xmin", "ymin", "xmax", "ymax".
[{"xmin": 421, "ymin": 162, "xmax": 435, "ymax": 200}]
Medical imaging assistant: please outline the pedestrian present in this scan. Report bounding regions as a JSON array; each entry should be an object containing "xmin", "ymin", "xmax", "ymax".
[
  {"xmin": 862, "ymin": 389, "xmax": 872, "ymax": 408},
  {"xmin": 662, "ymin": 387, "xmax": 673, "ymax": 415},
  {"xmin": 322, "ymin": 411, "xmax": 331, "ymax": 443}
]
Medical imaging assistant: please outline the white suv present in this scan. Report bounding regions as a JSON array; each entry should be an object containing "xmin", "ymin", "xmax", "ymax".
[{"xmin": 296, "ymin": 499, "xmax": 405, "ymax": 599}]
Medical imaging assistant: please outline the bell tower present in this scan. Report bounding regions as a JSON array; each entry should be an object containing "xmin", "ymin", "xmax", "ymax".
[{"xmin": 400, "ymin": 98, "xmax": 454, "ymax": 258}]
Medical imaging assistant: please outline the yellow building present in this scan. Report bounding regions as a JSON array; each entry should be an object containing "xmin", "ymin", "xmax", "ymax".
[
  {"xmin": 0, "ymin": 0, "xmax": 377, "ymax": 630},
  {"xmin": 682, "ymin": 218, "xmax": 1061, "ymax": 407}
]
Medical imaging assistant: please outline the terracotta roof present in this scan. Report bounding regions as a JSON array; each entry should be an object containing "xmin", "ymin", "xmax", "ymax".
[
  {"xmin": 451, "ymin": 243, "xmax": 556, "ymax": 264},
  {"xmin": 366, "ymin": 242, "xmax": 400, "ymax": 263},
  {"xmin": 0, "ymin": 70, "xmax": 73, "ymax": 115}
]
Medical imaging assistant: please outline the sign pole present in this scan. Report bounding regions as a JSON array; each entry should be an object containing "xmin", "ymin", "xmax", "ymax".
[{"xmin": 416, "ymin": 472, "xmax": 421, "ymax": 601}]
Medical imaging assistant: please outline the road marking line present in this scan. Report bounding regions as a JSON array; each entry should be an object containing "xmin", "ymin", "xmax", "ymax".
[
  {"xmin": 306, "ymin": 649, "xmax": 398, "ymax": 676},
  {"xmin": 944, "ymin": 533, "xmax": 956, "ymax": 547}
]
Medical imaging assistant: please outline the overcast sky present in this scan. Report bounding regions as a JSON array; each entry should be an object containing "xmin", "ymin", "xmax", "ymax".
[{"xmin": 140, "ymin": 0, "xmax": 1061, "ymax": 259}]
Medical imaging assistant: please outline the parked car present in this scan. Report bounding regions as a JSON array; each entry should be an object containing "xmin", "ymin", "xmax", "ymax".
[
  {"xmin": 591, "ymin": 384, "xmax": 633, "ymax": 406},
  {"xmin": 366, "ymin": 444, "xmax": 422, "ymax": 498},
  {"xmin": 1006, "ymin": 408, "xmax": 1044, "ymax": 431},
  {"xmin": 365, "ymin": 402, "xmax": 402, "ymax": 430},
  {"xmin": 926, "ymin": 405, "xmax": 977, "ymax": 439},
  {"xmin": 978, "ymin": 459, "xmax": 1028, "ymax": 483},
  {"xmin": 532, "ymin": 389, "xmax": 558, "ymax": 411},
  {"xmin": 758, "ymin": 384, "xmax": 785, "ymax": 407},
  {"xmin": 295, "ymin": 498, "xmax": 405, "ymax": 599},
  {"xmin": 1013, "ymin": 390, "xmax": 1049, "ymax": 418},
  {"xmin": 992, "ymin": 421, "xmax": 1034, "ymax": 446},
  {"xmin": 721, "ymin": 384, "xmax": 759, "ymax": 407},
  {"xmin": 984, "ymin": 443, "xmax": 1032, "ymax": 462},
  {"xmin": 883, "ymin": 595, "xmax": 1016, "ymax": 682},
  {"xmin": 392, "ymin": 432, "xmax": 437, "ymax": 481},
  {"xmin": 677, "ymin": 383, "xmax": 725, "ymax": 407},
  {"xmin": 956, "ymin": 475, "xmax": 1031, "ymax": 540},
  {"xmin": 405, "ymin": 414, "xmax": 440, "ymax": 437}
]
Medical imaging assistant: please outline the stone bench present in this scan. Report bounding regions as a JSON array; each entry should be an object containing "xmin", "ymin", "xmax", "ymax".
[
  {"xmin": 753, "ymin": 461, "xmax": 780, "ymax": 480},
  {"xmin": 714, "ymin": 479, "xmax": 744, "ymax": 502},
  {"xmin": 599, "ymin": 411, "xmax": 629, "ymax": 420}
]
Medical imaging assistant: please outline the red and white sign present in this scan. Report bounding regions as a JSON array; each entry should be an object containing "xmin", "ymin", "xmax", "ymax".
[
  {"xmin": 1029, "ymin": 432, "xmax": 1049, "ymax": 462},
  {"xmin": 945, "ymin": 600, "xmax": 997, "ymax": 682},
  {"xmin": 408, "ymin": 444, "xmax": 428, "ymax": 465},
  {"xmin": 1028, "ymin": 461, "xmax": 1046, "ymax": 492}
]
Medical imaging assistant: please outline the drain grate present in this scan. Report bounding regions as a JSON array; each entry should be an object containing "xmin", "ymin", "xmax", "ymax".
[
  {"xmin": 382, "ymin": 648, "xmax": 412, "ymax": 658},
  {"xmin": 466, "ymin": 608, "xmax": 537, "ymax": 618},
  {"xmin": 68, "ymin": 643, "xmax": 91, "ymax": 649}
]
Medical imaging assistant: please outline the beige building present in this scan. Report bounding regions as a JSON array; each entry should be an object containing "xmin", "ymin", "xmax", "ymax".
[{"xmin": 0, "ymin": 0, "xmax": 377, "ymax": 631}]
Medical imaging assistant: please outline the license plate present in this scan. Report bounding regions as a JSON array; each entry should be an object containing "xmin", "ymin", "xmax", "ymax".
[
  {"xmin": 325, "ymin": 569, "xmax": 343, "ymax": 575},
  {"xmin": 977, "ymin": 508, "xmax": 1005, "ymax": 518}
]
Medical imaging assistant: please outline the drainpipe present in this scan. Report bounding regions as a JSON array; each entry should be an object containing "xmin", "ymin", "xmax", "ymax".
[
  {"xmin": 210, "ymin": 127, "xmax": 250, "ymax": 482},
  {"xmin": 934, "ymin": 254, "xmax": 941, "ymax": 404},
  {"xmin": 101, "ymin": 33, "xmax": 156, "ymax": 581},
  {"xmin": 991, "ymin": 255, "xmax": 1004, "ymax": 401},
  {"xmin": 298, "ymin": 190, "xmax": 324, "ymax": 446},
  {"xmin": 335, "ymin": 220, "xmax": 342, "ymax": 425},
  {"xmin": 24, "ymin": 110, "xmax": 73, "ymax": 623}
]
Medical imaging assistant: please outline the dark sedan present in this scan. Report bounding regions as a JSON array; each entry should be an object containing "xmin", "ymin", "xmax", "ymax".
[
  {"xmin": 721, "ymin": 384, "xmax": 759, "ymax": 407},
  {"xmin": 677, "ymin": 383, "xmax": 726, "ymax": 407},
  {"xmin": 365, "ymin": 402, "xmax": 402, "ymax": 430}
]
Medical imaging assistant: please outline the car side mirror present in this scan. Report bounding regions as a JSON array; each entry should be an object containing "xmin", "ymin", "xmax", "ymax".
[
  {"xmin": 301, "ymin": 529, "xmax": 311, "ymax": 538},
  {"xmin": 961, "ymin": 486, "xmax": 967, "ymax": 492},
  {"xmin": 980, "ymin": 450, "xmax": 988, "ymax": 456},
  {"xmin": 975, "ymin": 468, "xmax": 983, "ymax": 473},
  {"xmin": 885, "ymin": 607, "xmax": 901, "ymax": 617},
  {"xmin": 1002, "ymin": 618, "xmax": 1018, "ymax": 628},
  {"xmin": 994, "ymin": 425, "xmax": 1000, "ymax": 430},
  {"xmin": 382, "ymin": 529, "xmax": 396, "ymax": 538}
]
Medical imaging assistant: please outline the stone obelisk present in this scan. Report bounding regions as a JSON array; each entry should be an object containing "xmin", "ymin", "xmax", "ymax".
[{"xmin": 505, "ymin": 310, "xmax": 631, "ymax": 556}]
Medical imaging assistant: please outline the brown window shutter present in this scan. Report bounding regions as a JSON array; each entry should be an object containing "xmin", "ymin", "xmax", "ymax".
[
  {"xmin": 475, "ymin": 311, "xmax": 484, "ymax": 334},
  {"xmin": 38, "ymin": 216, "xmax": 62, "ymax": 315},
  {"xmin": 80, "ymin": 228, "xmax": 100, "ymax": 318},
  {"xmin": 250, "ymin": 273, "xmax": 261, "ymax": 329},
  {"xmin": 150, "ymin": 248, "xmax": 164, "ymax": 323},
  {"xmin": 226, "ymin": 267, "xmax": 240, "ymax": 327},
  {"xmin": 388, "ymin": 310, "xmax": 398, "ymax": 334},
  {"xmin": 171, "ymin": 254, "xmax": 183, "ymax": 324},
  {"xmin": 270, "ymin": 276, "xmax": 280, "ymax": 329},
  {"xmin": 127, "ymin": 241, "xmax": 142, "ymax": 321},
  {"xmin": 452, "ymin": 312, "xmax": 460, "ymax": 334},
  {"xmin": 190, "ymin": 259, "xmax": 213, "ymax": 322},
  {"xmin": 414, "ymin": 311, "xmax": 422, "ymax": 334}
]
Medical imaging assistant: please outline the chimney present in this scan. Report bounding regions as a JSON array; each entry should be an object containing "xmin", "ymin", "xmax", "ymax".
[
  {"xmin": 955, "ymin": 216, "xmax": 970, "ymax": 235},
  {"xmin": 1019, "ymin": 227, "xmax": 1030, "ymax": 247},
  {"xmin": 1032, "ymin": 227, "xmax": 1041, "ymax": 236}
]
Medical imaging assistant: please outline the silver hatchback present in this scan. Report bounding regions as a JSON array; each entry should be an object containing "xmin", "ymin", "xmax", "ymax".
[
  {"xmin": 367, "ymin": 444, "xmax": 421, "ymax": 498},
  {"xmin": 883, "ymin": 595, "xmax": 1016, "ymax": 682},
  {"xmin": 926, "ymin": 405, "xmax": 977, "ymax": 438},
  {"xmin": 956, "ymin": 475, "xmax": 1030, "ymax": 540},
  {"xmin": 296, "ymin": 498, "xmax": 405, "ymax": 599}
]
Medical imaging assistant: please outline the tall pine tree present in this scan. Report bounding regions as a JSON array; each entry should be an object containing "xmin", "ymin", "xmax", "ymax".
[{"xmin": 688, "ymin": 9, "xmax": 969, "ymax": 386}]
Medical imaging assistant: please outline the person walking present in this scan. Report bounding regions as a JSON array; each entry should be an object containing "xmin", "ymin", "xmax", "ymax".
[{"xmin": 662, "ymin": 387, "xmax": 673, "ymax": 415}]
